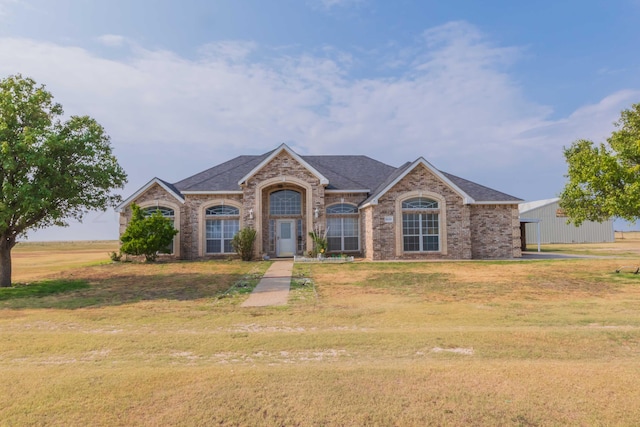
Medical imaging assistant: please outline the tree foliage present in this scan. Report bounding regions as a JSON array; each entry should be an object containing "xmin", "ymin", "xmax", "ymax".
[
  {"xmin": 120, "ymin": 204, "xmax": 179, "ymax": 262},
  {"xmin": 0, "ymin": 74, "xmax": 127, "ymax": 287},
  {"xmin": 559, "ymin": 103, "xmax": 640, "ymax": 225},
  {"xmin": 231, "ymin": 227, "xmax": 257, "ymax": 261}
]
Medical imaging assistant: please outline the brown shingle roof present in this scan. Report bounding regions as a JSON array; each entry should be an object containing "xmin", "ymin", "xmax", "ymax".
[{"xmin": 170, "ymin": 148, "xmax": 521, "ymax": 203}]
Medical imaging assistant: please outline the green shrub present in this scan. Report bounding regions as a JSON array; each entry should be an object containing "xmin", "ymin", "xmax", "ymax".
[
  {"xmin": 120, "ymin": 203, "xmax": 179, "ymax": 262},
  {"xmin": 231, "ymin": 227, "xmax": 257, "ymax": 261}
]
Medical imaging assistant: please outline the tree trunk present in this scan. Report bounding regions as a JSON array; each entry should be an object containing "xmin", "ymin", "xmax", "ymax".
[{"xmin": 0, "ymin": 236, "xmax": 15, "ymax": 288}]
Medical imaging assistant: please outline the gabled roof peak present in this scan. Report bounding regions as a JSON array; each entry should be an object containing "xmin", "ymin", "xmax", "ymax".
[
  {"xmin": 361, "ymin": 157, "xmax": 475, "ymax": 208},
  {"xmin": 116, "ymin": 177, "xmax": 185, "ymax": 212},
  {"xmin": 237, "ymin": 143, "xmax": 329, "ymax": 186}
]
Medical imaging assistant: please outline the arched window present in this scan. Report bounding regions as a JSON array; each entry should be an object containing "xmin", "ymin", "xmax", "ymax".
[
  {"xmin": 326, "ymin": 203, "xmax": 359, "ymax": 252},
  {"xmin": 270, "ymin": 190, "xmax": 301, "ymax": 215},
  {"xmin": 143, "ymin": 206, "xmax": 175, "ymax": 217},
  {"xmin": 143, "ymin": 206, "xmax": 175, "ymax": 254},
  {"xmin": 205, "ymin": 205, "xmax": 240, "ymax": 254},
  {"xmin": 402, "ymin": 197, "xmax": 440, "ymax": 252}
]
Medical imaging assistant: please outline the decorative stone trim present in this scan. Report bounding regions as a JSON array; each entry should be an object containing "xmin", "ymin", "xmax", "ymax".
[
  {"xmin": 394, "ymin": 190, "xmax": 448, "ymax": 257},
  {"xmin": 198, "ymin": 199, "xmax": 244, "ymax": 257}
]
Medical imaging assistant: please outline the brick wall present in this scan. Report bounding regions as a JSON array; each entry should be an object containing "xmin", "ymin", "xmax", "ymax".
[
  {"xmin": 121, "ymin": 161, "xmax": 520, "ymax": 261},
  {"xmin": 368, "ymin": 165, "xmax": 473, "ymax": 260},
  {"xmin": 470, "ymin": 204, "xmax": 521, "ymax": 259}
]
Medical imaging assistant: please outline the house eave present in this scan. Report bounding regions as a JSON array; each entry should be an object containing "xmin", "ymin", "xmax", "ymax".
[
  {"xmin": 359, "ymin": 199, "xmax": 378, "ymax": 209},
  {"xmin": 237, "ymin": 143, "xmax": 330, "ymax": 186},
  {"xmin": 181, "ymin": 190, "xmax": 244, "ymax": 195},
  {"xmin": 325, "ymin": 189, "xmax": 370, "ymax": 194},
  {"xmin": 519, "ymin": 217, "xmax": 541, "ymax": 223},
  {"xmin": 116, "ymin": 178, "xmax": 185, "ymax": 212},
  {"xmin": 473, "ymin": 200, "xmax": 522, "ymax": 205},
  {"xmin": 367, "ymin": 158, "xmax": 475, "ymax": 206}
]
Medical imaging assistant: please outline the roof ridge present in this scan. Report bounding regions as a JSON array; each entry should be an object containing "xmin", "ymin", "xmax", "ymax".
[
  {"xmin": 361, "ymin": 162, "xmax": 411, "ymax": 205},
  {"xmin": 302, "ymin": 155, "xmax": 371, "ymax": 189},
  {"xmin": 175, "ymin": 154, "xmax": 265, "ymax": 191}
]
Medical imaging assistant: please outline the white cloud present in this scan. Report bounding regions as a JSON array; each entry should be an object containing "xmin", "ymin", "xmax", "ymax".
[
  {"xmin": 96, "ymin": 34, "xmax": 127, "ymax": 47},
  {"xmin": 1, "ymin": 21, "xmax": 637, "ymax": 239},
  {"xmin": 197, "ymin": 40, "xmax": 257, "ymax": 62}
]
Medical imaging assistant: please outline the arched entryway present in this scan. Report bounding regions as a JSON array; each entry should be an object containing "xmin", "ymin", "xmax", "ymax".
[{"xmin": 254, "ymin": 177, "xmax": 315, "ymax": 258}]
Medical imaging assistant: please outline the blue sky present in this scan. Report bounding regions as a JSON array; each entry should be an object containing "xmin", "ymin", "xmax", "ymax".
[{"xmin": 1, "ymin": 0, "xmax": 640, "ymax": 240}]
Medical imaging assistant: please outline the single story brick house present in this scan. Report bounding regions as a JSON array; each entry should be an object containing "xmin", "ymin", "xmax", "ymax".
[{"xmin": 117, "ymin": 144, "xmax": 522, "ymax": 260}]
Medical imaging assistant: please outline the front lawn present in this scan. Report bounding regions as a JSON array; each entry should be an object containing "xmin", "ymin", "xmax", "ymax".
[{"xmin": 1, "ymin": 243, "xmax": 639, "ymax": 425}]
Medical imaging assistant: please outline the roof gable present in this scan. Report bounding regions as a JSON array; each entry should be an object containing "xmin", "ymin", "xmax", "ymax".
[
  {"xmin": 361, "ymin": 158, "xmax": 474, "ymax": 207},
  {"xmin": 238, "ymin": 143, "xmax": 329, "ymax": 186},
  {"xmin": 116, "ymin": 178, "xmax": 185, "ymax": 212}
]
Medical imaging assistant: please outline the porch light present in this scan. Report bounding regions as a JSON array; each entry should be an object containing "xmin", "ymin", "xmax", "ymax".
[
  {"xmin": 249, "ymin": 208, "xmax": 254, "ymax": 219},
  {"xmin": 314, "ymin": 207, "xmax": 320, "ymax": 218}
]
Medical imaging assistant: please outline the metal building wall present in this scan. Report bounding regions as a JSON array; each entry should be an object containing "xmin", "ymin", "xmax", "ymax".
[{"xmin": 523, "ymin": 201, "xmax": 614, "ymax": 244}]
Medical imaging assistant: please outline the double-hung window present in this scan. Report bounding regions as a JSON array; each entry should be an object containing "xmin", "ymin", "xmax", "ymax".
[
  {"xmin": 326, "ymin": 203, "xmax": 359, "ymax": 252},
  {"xmin": 205, "ymin": 205, "xmax": 239, "ymax": 254},
  {"xmin": 402, "ymin": 198, "xmax": 440, "ymax": 252}
]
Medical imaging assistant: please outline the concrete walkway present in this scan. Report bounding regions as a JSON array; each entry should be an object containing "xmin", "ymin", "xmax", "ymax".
[{"xmin": 241, "ymin": 260, "xmax": 293, "ymax": 307}]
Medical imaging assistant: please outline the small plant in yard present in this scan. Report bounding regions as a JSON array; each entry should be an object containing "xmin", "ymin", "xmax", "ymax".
[
  {"xmin": 120, "ymin": 203, "xmax": 178, "ymax": 262},
  {"xmin": 309, "ymin": 225, "xmax": 328, "ymax": 257},
  {"xmin": 231, "ymin": 227, "xmax": 257, "ymax": 261}
]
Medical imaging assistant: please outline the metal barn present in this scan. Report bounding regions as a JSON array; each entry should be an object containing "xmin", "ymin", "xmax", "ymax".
[{"xmin": 519, "ymin": 198, "xmax": 614, "ymax": 246}]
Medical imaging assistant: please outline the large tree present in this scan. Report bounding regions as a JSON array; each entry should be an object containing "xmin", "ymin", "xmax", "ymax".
[
  {"xmin": 560, "ymin": 103, "xmax": 640, "ymax": 226},
  {"xmin": 0, "ymin": 74, "xmax": 127, "ymax": 287}
]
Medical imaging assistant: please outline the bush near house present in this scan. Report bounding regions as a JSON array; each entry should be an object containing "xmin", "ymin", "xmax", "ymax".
[
  {"xmin": 120, "ymin": 203, "xmax": 178, "ymax": 262},
  {"xmin": 231, "ymin": 227, "xmax": 257, "ymax": 261}
]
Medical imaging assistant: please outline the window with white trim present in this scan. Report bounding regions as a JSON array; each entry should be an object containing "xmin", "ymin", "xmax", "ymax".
[
  {"xmin": 143, "ymin": 206, "xmax": 175, "ymax": 254},
  {"xmin": 270, "ymin": 190, "xmax": 301, "ymax": 215},
  {"xmin": 326, "ymin": 203, "xmax": 359, "ymax": 252},
  {"xmin": 205, "ymin": 205, "xmax": 240, "ymax": 254},
  {"xmin": 402, "ymin": 197, "xmax": 439, "ymax": 252}
]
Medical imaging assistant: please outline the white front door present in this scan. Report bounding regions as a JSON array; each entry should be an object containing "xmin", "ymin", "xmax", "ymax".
[{"xmin": 276, "ymin": 220, "xmax": 295, "ymax": 257}]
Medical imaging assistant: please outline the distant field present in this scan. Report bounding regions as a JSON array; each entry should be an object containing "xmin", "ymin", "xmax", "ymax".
[
  {"xmin": 526, "ymin": 231, "xmax": 640, "ymax": 256},
  {"xmin": 12, "ymin": 240, "xmax": 119, "ymax": 283},
  {"xmin": 2, "ymin": 241, "xmax": 640, "ymax": 425}
]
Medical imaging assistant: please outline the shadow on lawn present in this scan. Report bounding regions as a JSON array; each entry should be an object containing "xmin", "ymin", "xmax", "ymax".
[{"xmin": 0, "ymin": 270, "xmax": 249, "ymax": 310}]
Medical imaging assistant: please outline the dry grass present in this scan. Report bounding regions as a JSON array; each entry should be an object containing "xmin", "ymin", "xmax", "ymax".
[
  {"xmin": 528, "ymin": 230, "xmax": 640, "ymax": 257},
  {"xmin": 12, "ymin": 240, "xmax": 120, "ymax": 283},
  {"xmin": 2, "ymin": 240, "xmax": 640, "ymax": 425}
]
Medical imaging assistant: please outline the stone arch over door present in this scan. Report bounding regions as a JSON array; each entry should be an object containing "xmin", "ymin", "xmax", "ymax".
[{"xmin": 254, "ymin": 176, "xmax": 315, "ymax": 256}]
